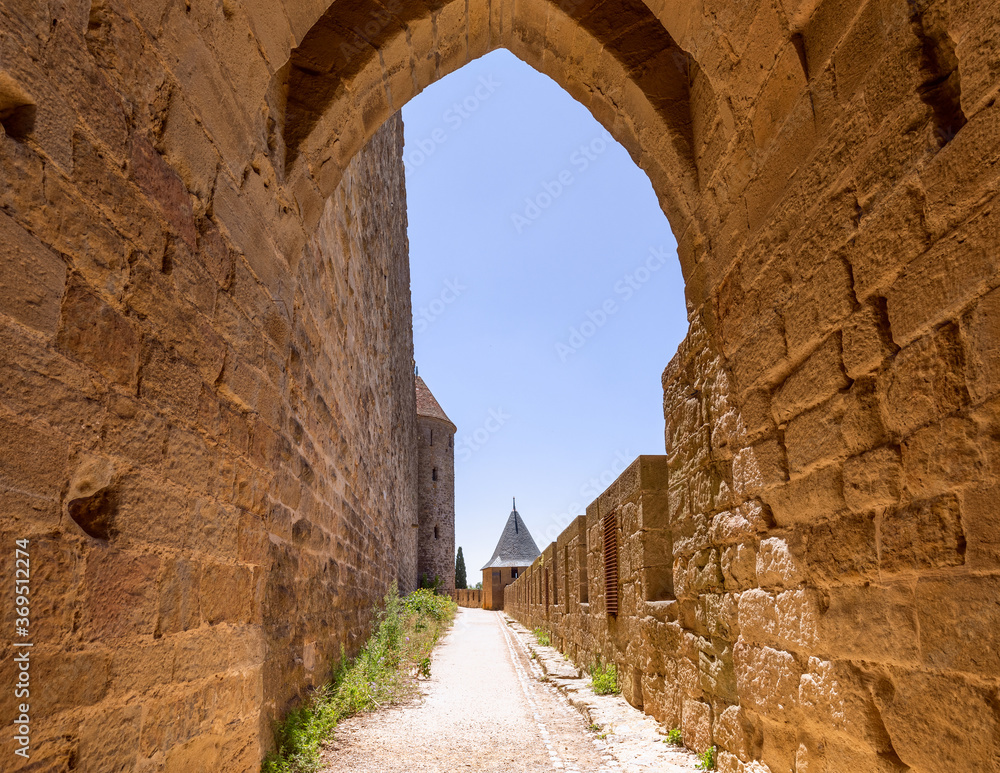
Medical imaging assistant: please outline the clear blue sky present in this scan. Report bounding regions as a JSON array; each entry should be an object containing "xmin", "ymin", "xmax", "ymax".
[{"xmin": 401, "ymin": 49, "xmax": 690, "ymax": 576}]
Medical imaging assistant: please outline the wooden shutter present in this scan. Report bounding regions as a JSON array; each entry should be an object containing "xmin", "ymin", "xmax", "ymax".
[{"xmin": 603, "ymin": 511, "xmax": 619, "ymax": 616}]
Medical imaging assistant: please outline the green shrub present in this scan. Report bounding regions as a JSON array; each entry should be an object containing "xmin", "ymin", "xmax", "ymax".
[
  {"xmin": 665, "ymin": 728, "xmax": 683, "ymax": 746},
  {"xmin": 405, "ymin": 587, "xmax": 455, "ymax": 620},
  {"xmin": 590, "ymin": 661, "xmax": 619, "ymax": 695},
  {"xmin": 696, "ymin": 746, "xmax": 716, "ymax": 770},
  {"xmin": 533, "ymin": 628, "xmax": 551, "ymax": 647},
  {"xmin": 261, "ymin": 585, "xmax": 456, "ymax": 773}
]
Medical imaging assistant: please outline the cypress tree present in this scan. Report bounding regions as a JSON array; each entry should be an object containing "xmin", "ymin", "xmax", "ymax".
[{"xmin": 455, "ymin": 547, "xmax": 468, "ymax": 589}]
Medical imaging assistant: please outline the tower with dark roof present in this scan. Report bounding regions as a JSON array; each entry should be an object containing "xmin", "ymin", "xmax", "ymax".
[
  {"xmin": 415, "ymin": 375, "xmax": 456, "ymax": 591},
  {"xmin": 481, "ymin": 501, "xmax": 541, "ymax": 609}
]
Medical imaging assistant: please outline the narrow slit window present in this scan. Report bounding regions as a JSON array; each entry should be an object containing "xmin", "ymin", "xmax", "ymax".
[
  {"xmin": 432, "ymin": 468, "xmax": 438, "ymax": 481},
  {"xmin": 434, "ymin": 525, "xmax": 439, "ymax": 539}
]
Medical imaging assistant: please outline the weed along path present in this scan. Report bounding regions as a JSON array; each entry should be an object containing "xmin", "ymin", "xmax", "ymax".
[{"xmin": 319, "ymin": 608, "xmax": 700, "ymax": 773}]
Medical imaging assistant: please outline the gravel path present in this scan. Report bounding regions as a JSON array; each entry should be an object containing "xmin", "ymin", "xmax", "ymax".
[{"xmin": 319, "ymin": 608, "xmax": 623, "ymax": 773}]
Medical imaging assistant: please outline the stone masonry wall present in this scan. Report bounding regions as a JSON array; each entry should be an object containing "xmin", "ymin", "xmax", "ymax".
[
  {"xmin": 0, "ymin": 0, "xmax": 417, "ymax": 760},
  {"xmin": 450, "ymin": 589, "xmax": 482, "ymax": 608},
  {"xmin": 509, "ymin": 294, "xmax": 1000, "ymax": 773},
  {"xmin": 2, "ymin": 0, "xmax": 1000, "ymax": 770},
  {"xmin": 416, "ymin": 415, "xmax": 456, "ymax": 591}
]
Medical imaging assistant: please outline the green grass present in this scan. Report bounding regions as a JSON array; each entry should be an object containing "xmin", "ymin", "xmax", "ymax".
[
  {"xmin": 696, "ymin": 745, "xmax": 716, "ymax": 770},
  {"xmin": 262, "ymin": 586, "xmax": 456, "ymax": 773},
  {"xmin": 665, "ymin": 728, "xmax": 683, "ymax": 746},
  {"xmin": 590, "ymin": 661, "xmax": 619, "ymax": 695},
  {"xmin": 533, "ymin": 627, "xmax": 551, "ymax": 647}
]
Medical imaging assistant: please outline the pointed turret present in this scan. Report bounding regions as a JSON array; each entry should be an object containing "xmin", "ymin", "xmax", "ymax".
[{"xmin": 481, "ymin": 504, "xmax": 541, "ymax": 570}]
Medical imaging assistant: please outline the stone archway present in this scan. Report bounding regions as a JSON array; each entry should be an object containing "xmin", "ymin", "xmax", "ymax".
[{"xmin": 280, "ymin": 0, "xmax": 703, "ymax": 250}]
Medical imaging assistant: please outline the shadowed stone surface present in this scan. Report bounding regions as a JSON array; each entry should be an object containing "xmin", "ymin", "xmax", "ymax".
[{"xmin": 0, "ymin": 0, "xmax": 998, "ymax": 769}]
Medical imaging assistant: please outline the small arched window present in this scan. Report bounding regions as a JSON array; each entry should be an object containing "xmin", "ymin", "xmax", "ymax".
[{"xmin": 432, "ymin": 468, "xmax": 438, "ymax": 481}]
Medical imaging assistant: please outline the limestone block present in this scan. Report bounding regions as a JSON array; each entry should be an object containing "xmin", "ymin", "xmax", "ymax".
[
  {"xmin": 157, "ymin": 558, "xmax": 202, "ymax": 635},
  {"xmin": 81, "ymin": 549, "xmax": 161, "ymax": 641},
  {"xmin": 804, "ymin": 512, "xmax": 877, "ymax": 585},
  {"xmin": 798, "ymin": 657, "xmax": 892, "ymax": 751},
  {"xmin": 714, "ymin": 703, "xmax": 761, "ymax": 763},
  {"xmin": 744, "ymin": 96, "xmax": 818, "ymax": 233},
  {"xmin": 922, "ymin": 101, "xmax": 1000, "ymax": 236},
  {"xmin": 56, "ymin": 276, "xmax": 139, "ymax": 387},
  {"xmin": 131, "ymin": 134, "xmax": 198, "ymax": 248},
  {"xmin": 916, "ymin": 575, "xmax": 1000, "ymax": 678},
  {"xmin": 78, "ymin": 704, "xmax": 141, "ymax": 772},
  {"xmin": 772, "ymin": 335, "xmax": 849, "ymax": 424},
  {"xmin": 831, "ymin": 0, "xmax": 887, "ymax": 103},
  {"xmin": 733, "ymin": 643, "xmax": 801, "ymax": 719},
  {"xmin": 730, "ymin": 0, "xmax": 787, "ymax": 114},
  {"xmin": 105, "ymin": 637, "xmax": 175, "ymax": 703},
  {"xmin": 756, "ymin": 536, "xmax": 805, "ymax": 589},
  {"xmin": 901, "ymin": 417, "xmax": 982, "ymax": 499},
  {"xmin": 763, "ymin": 464, "xmax": 846, "ymax": 527},
  {"xmin": 842, "ymin": 301, "xmax": 895, "ymax": 379},
  {"xmin": 160, "ymin": 92, "xmax": 222, "ymax": 203},
  {"xmin": 729, "ymin": 315, "xmax": 788, "ymax": 392},
  {"xmin": 710, "ymin": 510, "xmax": 758, "ymax": 546},
  {"xmin": 732, "ymin": 438, "xmax": 788, "ymax": 500},
  {"xmin": 682, "ymin": 697, "xmax": 714, "ymax": 751},
  {"xmin": 886, "ymin": 208, "xmax": 998, "ymax": 348},
  {"xmin": 738, "ymin": 588, "xmax": 820, "ymax": 651},
  {"xmin": 751, "ymin": 43, "xmax": 809, "ymax": 152},
  {"xmin": 783, "ymin": 256, "xmax": 854, "ymax": 362},
  {"xmin": 113, "ymin": 472, "xmax": 193, "ymax": 551},
  {"xmin": 872, "ymin": 667, "xmax": 1000, "ymax": 773},
  {"xmin": 722, "ymin": 543, "xmax": 757, "ymax": 592},
  {"xmin": 877, "ymin": 324, "xmax": 968, "ymax": 437},
  {"xmin": 818, "ymin": 584, "xmax": 918, "ymax": 663},
  {"xmin": 0, "ymin": 415, "xmax": 69, "ymax": 500},
  {"xmin": 699, "ymin": 638, "xmax": 738, "ymax": 704},
  {"xmin": 698, "ymin": 592, "xmax": 741, "ymax": 642},
  {"xmin": 960, "ymin": 483, "xmax": 1000, "ymax": 570},
  {"xmin": 800, "ymin": 0, "xmax": 866, "ymax": 78},
  {"xmin": 961, "ymin": 284, "xmax": 1000, "ymax": 403},
  {"xmin": 72, "ymin": 131, "xmax": 168, "ymax": 258},
  {"xmin": 878, "ymin": 494, "xmax": 965, "ymax": 576},
  {"xmin": 842, "ymin": 445, "xmax": 901, "ymax": 513},
  {"xmin": 0, "ymin": 210, "xmax": 67, "ymax": 335},
  {"xmin": 733, "ymin": 382, "xmax": 774, "ymax": 444},
  {"xmin": 784, "ymin": 396, "xmax": 849, "ymax": 475},
  {"xmin": 848, "ymin": 182, "xmax": 927, "ymax": 301},
  {"xmin": 136, "ymin": 338, "xmax": 205, "ymax": 418}
]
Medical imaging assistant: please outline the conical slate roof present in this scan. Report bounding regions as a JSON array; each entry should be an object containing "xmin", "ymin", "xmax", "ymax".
[
  {"xmin": 481, "ymin": 506, "xmax": 541, "ymax": 570},
  {"xmin": 415, "ymin": 375, "xmax": 456, "ymax": 429}
]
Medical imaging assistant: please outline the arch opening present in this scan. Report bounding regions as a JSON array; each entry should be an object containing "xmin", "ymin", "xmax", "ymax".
[{"xmin": 280, "ymin": 0, "xmax": 710, "ymax": 268}]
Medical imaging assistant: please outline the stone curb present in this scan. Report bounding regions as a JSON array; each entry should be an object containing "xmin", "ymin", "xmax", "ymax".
[{"xmin": 503, "ymin": 616, "xmax": 705, "ymax": 772}]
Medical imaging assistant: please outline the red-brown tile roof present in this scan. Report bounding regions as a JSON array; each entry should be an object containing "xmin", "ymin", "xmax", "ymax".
[{"xmin": 415, "ymin": 375, "xmax": 456, "ymax": 429}]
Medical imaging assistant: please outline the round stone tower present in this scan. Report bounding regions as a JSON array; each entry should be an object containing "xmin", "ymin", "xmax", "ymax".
[{"xmin": 414, "ymin": 374, "xmax": 456, "ymax": 591}]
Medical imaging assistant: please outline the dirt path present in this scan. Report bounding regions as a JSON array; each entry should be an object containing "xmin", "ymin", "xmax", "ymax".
[{"xmin": 319, "ymin": 608, "xmax": 622, "ymax": 773}]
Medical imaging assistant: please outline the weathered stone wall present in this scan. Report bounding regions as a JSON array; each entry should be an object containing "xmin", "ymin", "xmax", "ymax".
[
  {"xmin": 0, "ymin": 0, "xmax": 416, "ymax": 762},
  {"xmin": 1, "ymin": 0, "xmax": 999, "ymax": 770},
  {"xmin": 416, "ymin": 415, "xmax": 456, "ymax": 590},
  {"xmin": 450, "ymin": 588, "xmax": 482, "ymax": 608},
  {"xmin": 510, "ymin": 301, "xmax": 1000, "ymax": 773}
]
